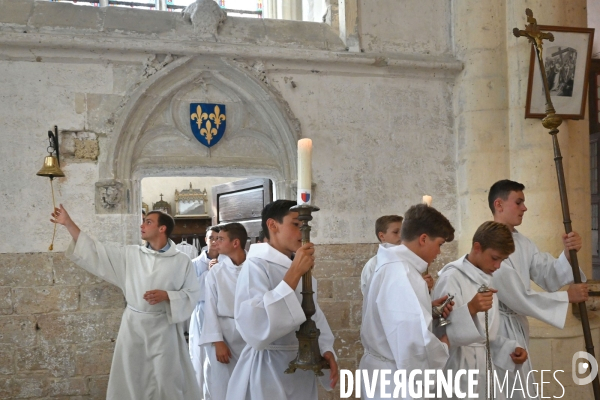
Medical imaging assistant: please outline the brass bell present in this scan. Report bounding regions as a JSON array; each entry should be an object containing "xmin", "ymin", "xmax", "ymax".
[{"xmin": 36, "ymin": 155, "xmax": 65, "ymax": 178}]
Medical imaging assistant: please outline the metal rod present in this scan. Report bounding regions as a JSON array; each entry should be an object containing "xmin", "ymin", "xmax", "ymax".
[{"xmin": 513, "ymin": 9, "xmax": 600, "ymax": 399}]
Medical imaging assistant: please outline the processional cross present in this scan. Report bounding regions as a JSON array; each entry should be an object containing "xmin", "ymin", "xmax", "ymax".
[{"xmin": 513, "ymin": 9, "xmax": 600, "ymax": 399}]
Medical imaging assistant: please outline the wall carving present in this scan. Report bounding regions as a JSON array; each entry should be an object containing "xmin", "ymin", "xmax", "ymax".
[
  {"xmin": 95, "ymin": 180, "xmax": 125, "ymax": 213},
  {"xmin": 182, "ymin": 0, "xmax": 228, "ymax": 36}
]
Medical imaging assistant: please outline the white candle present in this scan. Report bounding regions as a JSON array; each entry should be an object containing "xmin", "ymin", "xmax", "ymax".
[
  {"xmin": 298, "ymin": 138, "xmax": 312, "ymax": 204},
  {"xmin": 422, "ymin": 195, "xmax": 432, "ymax": 207}
]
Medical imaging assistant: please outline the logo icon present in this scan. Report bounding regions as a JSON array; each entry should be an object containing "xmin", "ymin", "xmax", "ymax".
[
  {"xmin": 301, "ymin": 192, "xmax": 310, "ymax": 203},
  {"xmin": 190, "ymin": 103, "xmax": 226, "ymax": 148},
  {"xmin": 572, "ymin": 351, "xmax": 599, "ymax": 385}
]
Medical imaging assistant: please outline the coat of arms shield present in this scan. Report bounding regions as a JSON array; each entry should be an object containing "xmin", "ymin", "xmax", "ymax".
[{"xmin": 190, "ymin": 103, "xmax": 226, "ymax": 148}]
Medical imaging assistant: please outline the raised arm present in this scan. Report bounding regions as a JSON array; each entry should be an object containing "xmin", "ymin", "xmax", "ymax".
[{"xmin": 51, "ymin": 204, "xmax": 80, "ymax": 242}]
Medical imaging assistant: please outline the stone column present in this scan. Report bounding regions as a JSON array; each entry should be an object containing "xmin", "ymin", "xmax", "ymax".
[{"xmin": 453, "ymin": 0, "xmax": 509, "ymax": 254}]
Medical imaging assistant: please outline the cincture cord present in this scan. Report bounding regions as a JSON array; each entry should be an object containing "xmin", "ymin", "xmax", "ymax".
[{"xmin": 479, "ymin": 284, "xmax": 494, "ymax": 400}]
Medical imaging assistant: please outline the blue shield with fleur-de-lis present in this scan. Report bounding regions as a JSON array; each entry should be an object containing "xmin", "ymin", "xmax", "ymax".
[{"xmin": 190, "ymin": 103, "xmax": 226, "ymax": 148}]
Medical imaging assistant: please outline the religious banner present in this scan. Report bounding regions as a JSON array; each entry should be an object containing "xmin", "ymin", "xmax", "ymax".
[{"xmin": 190, "ymin": 103, "xmax": 227, "ymax": 148}]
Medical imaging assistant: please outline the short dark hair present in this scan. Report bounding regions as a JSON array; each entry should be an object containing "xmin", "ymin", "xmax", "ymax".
[
  {"xmin": 258, "ymin": 230, "xmax": 266, "ymax": 242},
  {"xmin": 488, "ymin": 180, "xmax": 525, "ymax": 214},
  {"xmin": 375, "ymin": 215, "xmax": 404, "ymax": 242},
  {"xmin": 261, "ymin": 200, "xmax": 297, "ymax": 240},
  {"xmin": 472, "ymin": 221, "xmax": 515, "ymax": 255},
  {"xmin": 220, "ymin": 223, "xmax": 248, "ymax": 248},
  {"xmin": 401, "ymin": 204, "xmax": 454, "ymax": 243},
  {"xmin": 147, "ymin": 210, "xmax": 175, "ymax": 238},
  {"xmin": 206, "ymin": 225, "xmax": 221, "ymax": 237}
]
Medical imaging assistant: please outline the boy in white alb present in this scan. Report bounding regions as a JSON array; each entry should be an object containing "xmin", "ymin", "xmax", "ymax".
[
  {"xmin": 199, "ymin": 223, "xmax": 248, "ymax": 399},
  {"xmin": 488, "ymin": 180, "xmax": 588, "ymax": 399},
  {"xmin": 189, "ymin": 226, "xmax": 222, "ymax": 391},
  {"xmin": 53, "ymin": 206, "xmax": 202, "ymax": 400},
  {"xmin": 361, "ymin": 215, "xmax": 433, "ymax": 296},
  {"xmin": 360, "ymin": 204, "xmax": 454, "ymax": 399},
  {"xmin": 226, "ymin": 200, "xmax": 338, "ymax": 400},
  {"xmin": 434, "ymin": 221, "xmax": 527, "ymax": 400}
]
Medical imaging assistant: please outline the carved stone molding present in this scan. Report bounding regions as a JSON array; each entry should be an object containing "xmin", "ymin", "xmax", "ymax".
[
  {"xmin": 181, "ymin": 0, "xmax": 227, "ymax": 36},
  {"xmin": 95, "ymin": 180, "xmax": 125, "ymax": 214}
]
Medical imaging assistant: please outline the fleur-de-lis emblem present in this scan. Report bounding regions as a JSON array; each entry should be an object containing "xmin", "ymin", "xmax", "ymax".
[
  {"xmin": 191, "ymin": 105, "xmax": 208, "ymax": 128},
  {"xmin": 209, "ymin": 105, "xmax": 226, "ymax": 130},
  {"xmin": 190, "ymin": 103, "xmax": 226, "ymax": 148},
  {"xmin": 200, "ymin": 120, "xmax": 218, "ymax": 144}
]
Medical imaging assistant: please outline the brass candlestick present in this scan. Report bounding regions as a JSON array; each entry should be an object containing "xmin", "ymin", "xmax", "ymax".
[
  {"xmin": 285, "ymin": 203, "xmax": 330, "ymax": 376},
  {"xmin": 514, "ymin": 9, "xmax": 600, "ymax": 399}
]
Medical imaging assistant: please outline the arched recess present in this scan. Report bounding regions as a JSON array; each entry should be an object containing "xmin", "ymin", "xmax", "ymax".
[{"xmin": 99, "ymin": 55, "xmax": 301, "ymax": 238}]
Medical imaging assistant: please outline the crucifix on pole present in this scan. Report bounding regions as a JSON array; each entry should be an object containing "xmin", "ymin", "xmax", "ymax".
[{"xmin": 513, "ymin": 9, "xmax": 600, "ymax": 399}]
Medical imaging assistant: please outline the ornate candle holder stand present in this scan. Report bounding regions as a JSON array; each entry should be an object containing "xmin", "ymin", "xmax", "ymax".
[
  {"xmin": 285, "ymin": 203, "xmax": 330, "ymax": 376},
  {"xmin": 514, "ymin": 9, "xmax": 599, "ymax": 399}
]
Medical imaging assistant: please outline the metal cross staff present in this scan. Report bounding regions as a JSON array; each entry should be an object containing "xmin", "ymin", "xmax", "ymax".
[{"xmin": 513, "ymin": 9, "xmax": 600, "ymax": 399}]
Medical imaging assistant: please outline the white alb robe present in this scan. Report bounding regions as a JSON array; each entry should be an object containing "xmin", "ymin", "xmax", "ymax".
[
  {"xmin": 360, "ymin": 255, "xmax": 377, "ymax": 296},
  {"xmin": 359, "ymin": 244, "xmax": 449, "ymax": 400},
  {"xmin": 226, "ymin": 243, "xmax": 336, "ymax": 400},
  {"xmin": 189, "ymin": 251, "xmax": 224, "ymax": 391},
  {"xmin": 491, "ymin": 230, "xmax": 585, "ymax": 400},
  {"xmin": 435, "ymin": 256, "xmax": 521, "ymax": 400},
  {"xmin": 66, "ymin": 232, "xmax": 202, "ymax": 400},
  {"xmin": 199, "ymin": 255, "xmax": 247, "ymax": 399}
]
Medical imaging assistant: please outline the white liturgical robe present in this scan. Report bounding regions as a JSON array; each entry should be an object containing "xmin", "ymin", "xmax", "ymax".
[
  {"xmin": 435, "ymin": 256, "xmax": 521, "ymax": 400},
  {"xmin": 189, "ymin": 251, "xmax": 224, "ymax": 390},
  {"xmin": 360, "ymin": 255, "xmax": 377, "ymax": 296},
  {"xmin": 491, "ymin": 230, "xmax": 585, "ymax": 400},
  {"xmin": 199, "ymin": 255, "xmax": 247, "ymax": 399},
  {"xmin": 66, "ymin": 232, "xmax": 202, "ymax": 400},
  {"xmin": 359, "ymin": 244, "xmax": 449, "ymax": 399},
  {"xmin": 226, "ymin": 243, "xmax": 336, "ymax": 400}
]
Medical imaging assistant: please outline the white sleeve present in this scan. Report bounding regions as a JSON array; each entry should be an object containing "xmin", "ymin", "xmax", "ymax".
[
  {"xmin": 192, "ymin": 257, "xmax": 210, "ymax": 303},
  {"xmin": 199, "ymin": 270, "xmax": 223, "ymax": 345},
  {"xmin": 490, "ymin": 335, "xmax": 521, "ymax": 373},
  {"xmin": 528, "ymin": 246, "xmax": 585, "ymax": 291},
  {"xmin": 234, "ymin": 258, "xmax": 306, "ymax": 351},
  {"xmin": 378, "ymin": 265, "xmax": 448, "ymax": 371},
  {"xmin": 65, "ymin": 232, "xmax": 126, "ymax": 290},
  {"xmin": 360, "ymin": 256, "xmax": 376, "ymax": 296},
  {"xmin": 433, "ymin": 274, "xmax": 483, "ymax": 348},
  {"xmin": 492, "ymin": 263, "xmax": 569, "ymax": 328},
  {"xmin": 165, "ymin": 256, "xmax": 202, "ymax": 325}
]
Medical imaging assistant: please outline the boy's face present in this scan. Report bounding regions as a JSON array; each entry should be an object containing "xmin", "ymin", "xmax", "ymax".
[
  {"xmin": 140, "ymin": 213, "xmax": 164, "ymax": 241},
  {"xmin": 420, "ymin": 235, "xmax": 446, "ymax": 264},
  {"xmin": 471, "ymin": 243, "xmax": 508, "ymax": 275},
  {"xmin": 206, "ymin": 230, "xmax": 219, "ymax": 253},
  {"xmin": 379, "ymin": 222, "xmax": 402, "ymax": 245},
  {"xmin": 216, "ymin": 231, "xmax": 236, "ymax": 256},
  {"xmin": 268, "ymin": 211, "xmax": 303, "ymax": 254},
  {"xmin": 495, "ymin": 190, "xmax": 527, "ymax": 228}
]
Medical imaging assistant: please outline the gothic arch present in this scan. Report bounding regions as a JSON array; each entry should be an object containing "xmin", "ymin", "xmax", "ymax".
[{"xmin": 101, "ymin": 55, "xmax": 301, "ymax": 219}]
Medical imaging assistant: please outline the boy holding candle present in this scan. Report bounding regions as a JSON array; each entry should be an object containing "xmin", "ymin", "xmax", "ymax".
[
  {"xmin": 359, "ymin": 204, "xmax": 454, "ymax": 399},
  {"xmin": 226, "ymin": 200, "xmax": 338, "ymax": 399}
]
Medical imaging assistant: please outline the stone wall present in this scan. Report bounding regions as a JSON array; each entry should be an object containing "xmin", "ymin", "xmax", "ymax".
[{"xmin": 0, "ymin": 252, "xmax": 122, "ymax": 399}]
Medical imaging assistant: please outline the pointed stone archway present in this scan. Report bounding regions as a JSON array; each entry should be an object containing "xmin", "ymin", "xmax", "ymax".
[{"xmin": 99, "ymin": 55, "xmax": 301, "ymax": 240}]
